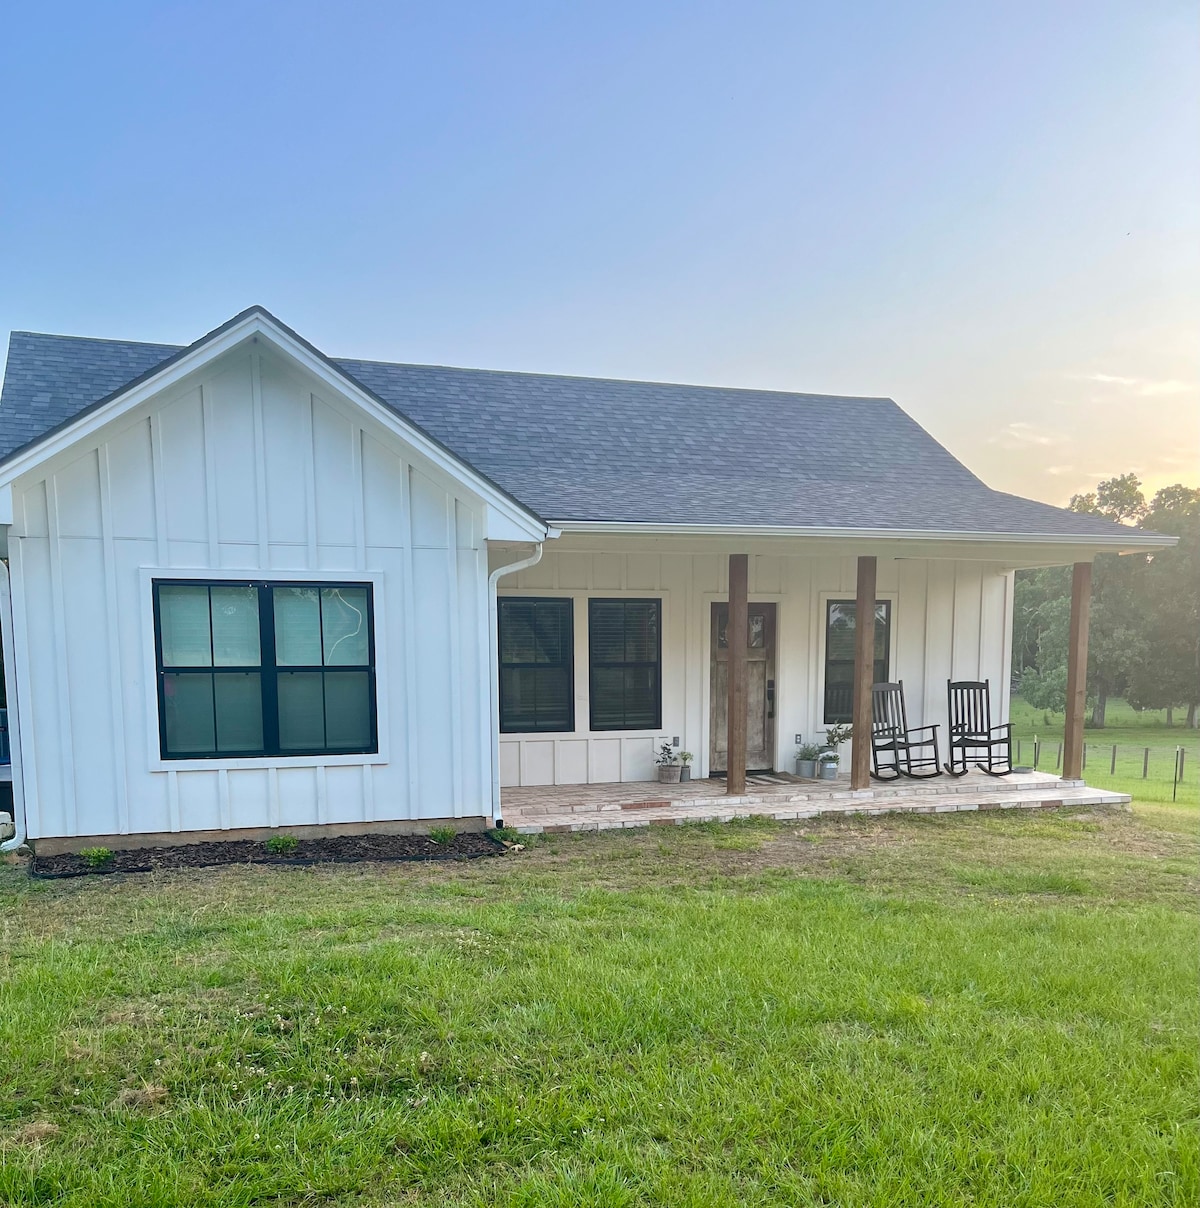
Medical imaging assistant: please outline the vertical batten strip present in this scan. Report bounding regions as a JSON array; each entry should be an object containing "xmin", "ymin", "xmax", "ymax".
[
  {"xmin": 304, "ymin": 395, "xmax": 319, "ymax": 566},
  {"xmin": 250, "ymin": 349, "xmax": 269, "ymax": 568},
  {"xmin": 167, "ymin": 769, "xmax": 181, "ymax": 832},
  {"xmin": 400, "ymin": 461, "xmax": 420, "ymax": 815},
  {"xmin": 315, "ymin": 764, "xmax": 328, "ymax": 825},
  {"xmin": 218, "ymin": 768, "xmax": 231, "ymax": 830},
  {"xmin": 268, "ymin": 767, "xmax": 281, "ymax": 828},
  {"xmin": 362, "ymin": 763, "xmax": 375, "ymax": 824},
  {"xmin": 8, "ymin": 541, "xmax": 42, "ymax": 837},
  {"xmin": 98, "ymin": 445, "xmax": 131, "ymax": 834},
  {"xmin": 46, "ymin": 475, "xmax": 79, "ymax": 835},
  {"xmin": 475, "ymin": 546, "xmax": 493, "ymax": 811},
  {"xmin": 200, "ymin": 383, "xmax": 220, "ymax": 565},
  {"xmin": 352, "ymin": 428, "xmax": 366, "ymax": 571},
  {"xmin": 446, "ymin": 504, "xmax": 464, "ymax": 813},
  {"xmin": 149, "ymin": 413, "xmax": 169, "ymax": 565}
]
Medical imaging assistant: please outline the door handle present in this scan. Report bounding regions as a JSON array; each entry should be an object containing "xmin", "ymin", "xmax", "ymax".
[{"xmin": 767, "ymin": 679, "xmax": 775, "ymax": 720}]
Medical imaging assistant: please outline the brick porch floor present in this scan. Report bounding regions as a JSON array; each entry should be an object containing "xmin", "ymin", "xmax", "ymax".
[{"xmin": 499, "ymin": 769, "xmax": 1129, "ymax": 833}]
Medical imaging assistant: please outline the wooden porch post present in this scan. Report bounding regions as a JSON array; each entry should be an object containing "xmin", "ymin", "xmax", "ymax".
[
  {"xmin": 1062, "ymin": 561, "xmax": 1092, "ymax": 780},
  {"xmin": 726, "ymin": 553, "xmax": 748, "ymax": 796},
  {"xmin": 850, "ymin": 555, "xmax": 877, "ymax": 790}
]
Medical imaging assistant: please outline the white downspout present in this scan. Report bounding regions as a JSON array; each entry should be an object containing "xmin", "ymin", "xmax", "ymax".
[
  {"xmin": 1, "ymin": 554, "xmax": 27, "ymax": 852},
  {"xmin": 487, "ymin": 543, "xmax": 544, "ymax": 825}
]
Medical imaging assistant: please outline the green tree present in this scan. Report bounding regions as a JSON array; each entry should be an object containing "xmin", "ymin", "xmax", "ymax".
[
  {"xmin": 1126, "ymin": 486, "xmax": 1200, "ymax": 727},
  {"xmin": 1015, "ymin": 473, "xmax": 1160, "ymax": 726}
]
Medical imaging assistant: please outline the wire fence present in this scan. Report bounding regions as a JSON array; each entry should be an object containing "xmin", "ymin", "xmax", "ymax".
[{"xmin": 1015, "ymin": 737, "xmax": 1193, "ymax": 801}]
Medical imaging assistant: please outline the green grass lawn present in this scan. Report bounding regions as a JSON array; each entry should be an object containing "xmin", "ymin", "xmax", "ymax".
[
  {"xmin": 1, "ymin": 802, "xmax": 1197, "ymax": 1207},
  {"xmin": 1010, "ymin": 696, "xmax": 1199, "ymax": 805}
]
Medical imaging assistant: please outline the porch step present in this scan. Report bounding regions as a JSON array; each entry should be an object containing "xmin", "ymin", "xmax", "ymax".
[{"xmin": 504, "ymin": 783, "xmax": 1129, "ymax": 835}]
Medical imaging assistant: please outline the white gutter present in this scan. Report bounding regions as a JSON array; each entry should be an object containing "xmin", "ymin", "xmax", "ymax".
[
  {"xmin": 486, "ymin": 543, "xmax": 545, "ymax": 825},
  {"xmin": 548, "ymin": 520, "xmax": 1176, "ymax": 549},
  {"xmin": 0, "ymin": 555, "xmax": 27, "ymax": 852}
]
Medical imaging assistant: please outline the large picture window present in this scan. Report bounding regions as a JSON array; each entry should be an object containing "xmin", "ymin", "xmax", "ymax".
[
  {"xmin": 498, "ymin": 598, "xmax": 574, "ymax": 733},
  {"xmin": 589, "ymin": 599, "xmax": 662, "ymax": 731},
  {"xmin": 823, "ymin": 599, "xmax": 891, "ymax": 723},
  {"xmin": 153, "ymin": 580, "xmax": 376, "ymax": 759}
]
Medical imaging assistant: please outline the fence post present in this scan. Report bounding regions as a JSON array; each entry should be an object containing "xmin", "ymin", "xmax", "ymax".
[
  {"xmin": 1056, "ymin": 743, "xmax": 1062, "ymax": 769},
  {"xmin": 1017, "ymin": 739, "xmax": 1022, "ymax": 764},
  {"xmin": 1034, "ymin": 736, "xmax": 1040, "ymax": 769},
  {"xmin": 1082, "ymin": 743, "xmax": 1087, "ymax": 772},
  {"xmin": 1175, "ymin": 747, "xmax": 1182, "ymax": 802},
  {"xmin": 1110, "ymin": 745, "xmax": 1117, "ymax": 775},
  {"xmin": 1143, "ymin": 748, "xmax": 1150, "ymax": 779}
]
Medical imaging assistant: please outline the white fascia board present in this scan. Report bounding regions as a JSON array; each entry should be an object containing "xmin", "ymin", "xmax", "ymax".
[
  {"xmin": 0, "ymin": 310, "xmax": 549, "ymax": 544},
  {"xmin": 549, "ymin": 519, "xmax": 1176, "ymax": 555}
]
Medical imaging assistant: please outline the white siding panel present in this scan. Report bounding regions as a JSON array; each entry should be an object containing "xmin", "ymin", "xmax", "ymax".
[
  {"xmin": 277, "ymin": 767, "xmax": 319, "ymax": 827},
  {"xmin": 177, "ymin": 773, "xmax": 221, "ymax": 833},
  {"xmin": 409, "ymin": 469, "xmax": 450, "ymax": 549},
  {"xmin": 362, "ymin": 435, "xmax": 405, "ymax": 549},
  {"xmin": 228, "ymin": 770, "xmax": 271, "ymax": 831},
  {"xmin": 952, "ymin": 564, "xmax": 983, "ymax": 681},
  {"xmin": 208, "ymin": 358, "xmax": 259, "ymax": 546},
  {"xmin": 312, "ymin": 397, "xmax": 357, "ymax": 547},
  {"xmin": 106, "ymin": 420, "xmax": 156, "ymax": 540},
  {"xmin": 260, "ymin": 356, "xmax": 311, "ymax": 546},
  {"xmin": 54, "ymin": 452, "xmax": 103, "ymax": 539},
  {"xmin": 157, "ymin": 388, "xmax": 208, "ymax": 543}
]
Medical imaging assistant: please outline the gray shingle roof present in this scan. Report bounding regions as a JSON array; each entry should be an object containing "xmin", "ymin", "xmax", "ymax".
[{"xmin": 0, "ymin": 324, "xmax": 1145, "ymax": 541}]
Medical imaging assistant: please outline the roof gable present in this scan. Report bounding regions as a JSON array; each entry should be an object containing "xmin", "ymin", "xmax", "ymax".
[{"xmin": 0, "ymin": 307, "xmax": 548, "ymax": 540}]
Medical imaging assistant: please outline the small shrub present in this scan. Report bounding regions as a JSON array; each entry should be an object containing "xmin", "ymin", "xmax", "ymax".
[
  {"xmin": 491, "ymin": 826, "xmax": 520, "ymax": 844},
  {"xmin": 428, "ymin": 826, "xmax": 456, "ymax": 846},
  {"xmin": 79, "ymin": 847, "xmax": 113, "ymax": 869},
  {"xmin": 265, "ymin": 834, "xmax": 299, "ymax": 855}
]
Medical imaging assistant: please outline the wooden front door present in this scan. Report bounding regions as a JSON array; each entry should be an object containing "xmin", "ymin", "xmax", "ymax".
[{"xmin": 710, "ymin": 602, "xmax": 777, "ymax": 773}]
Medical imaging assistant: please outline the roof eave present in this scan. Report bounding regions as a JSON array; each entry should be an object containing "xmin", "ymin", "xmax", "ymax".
[{"xmin": 548, "ymin": 519, "xmax": 1176, "ymax": 555}]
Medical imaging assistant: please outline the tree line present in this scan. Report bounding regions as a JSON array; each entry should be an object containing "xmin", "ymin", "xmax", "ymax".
[{"xmin": 1014, "ymin": 475, "xmax": 1200, "ymax": 728}]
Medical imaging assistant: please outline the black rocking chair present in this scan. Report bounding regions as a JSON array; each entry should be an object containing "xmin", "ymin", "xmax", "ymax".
[
  {"xmin": 871, "ymin": 681, "xmax": 942, "ymax": 780},
  {"xmin": 945, "ymin": 680, "xmax": 1012, "ymax": 776}
]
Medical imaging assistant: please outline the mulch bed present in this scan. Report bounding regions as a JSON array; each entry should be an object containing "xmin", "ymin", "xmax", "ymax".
[{"xmin": 31, "ymin": 830, "xmax": 507, "ymax": 879}]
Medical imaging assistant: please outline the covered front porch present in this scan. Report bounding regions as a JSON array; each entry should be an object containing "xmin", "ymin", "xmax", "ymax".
[{"xmin": 501, "ymin": 767, "xmax": 1128, "ymax": 834}]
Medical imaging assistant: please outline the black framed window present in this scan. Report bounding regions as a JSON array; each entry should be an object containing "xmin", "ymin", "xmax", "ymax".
[
  {"xmin": 153, "ymin": 580, "xmax": 377, "ymax": 759},
  {"xmin": 498, "ymin": 598, "xmax": 574, "ymax": 733},
  {"xmin": 589, "ymin": 599, "xmax": 662, "ymax": 731},
  {"xmin": 823, "ymin": 599, "xmax": 891, "ymax": 723}
]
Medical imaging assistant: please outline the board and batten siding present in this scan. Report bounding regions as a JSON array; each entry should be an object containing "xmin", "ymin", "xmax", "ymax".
[
  {"xmin": 7, "ymin": 345, "xmax": 493, "ymax": 839},
  {"xmin": 496, "ymin": 548, "xmax": 1014, "ymax": 786}
]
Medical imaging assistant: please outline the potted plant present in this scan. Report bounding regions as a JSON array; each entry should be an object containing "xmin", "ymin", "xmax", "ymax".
[
  {"xmin": 656, "ymin": 742, "xmax": 681, "ymax": 783},
  {"xmin": 795, "ymin": 743, "xmax": 821, "ymax": 778},
  {"xmin": 678, "ymin": 751, "xmax": 694, "ymax": 781},
  {"xmin": 818, "ymin": 723, "xmax": 853, "ymax": 781}
]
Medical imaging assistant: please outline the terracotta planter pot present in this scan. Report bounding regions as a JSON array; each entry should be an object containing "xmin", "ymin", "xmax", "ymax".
[{"xmin": 658, "ymin": 765, "xmax": 682, "ymax": 783}]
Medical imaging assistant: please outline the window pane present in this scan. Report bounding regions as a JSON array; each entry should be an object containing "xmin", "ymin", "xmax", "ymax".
[
  {"xmin": 274, "ymin": 588, "xmax": 322, "ymax": 666},
  {"xmin": 210, "ymin": 587, "xmax": 260, "ymax": 667},
  {"xmin": 622, "ymin": 667, "xmax": 659, "ymax": 729},
  {"xmin": 623, "ymin": 603, "xmax": 658, "ymax": 662},
  {"xmin": 324, "ymin": 671, "xmax": 371, "ymax": 749},
  {"xmin": 159, "ymin": 586, "xmax": 211, "ymax": 667},
  {"xmin": 534, "ymin": 666, "xmax": 571, "ymax": 728},
  {"xmin": 824, "ymin": 600, "xmax": 891, "ymax": 723},
  {"xmin": 589, "ymin": 602, "xmax": 625, "ymax": 663},
  {"xmin": 322, "ymin": 587, "xmax": 370, "ymax": 666},
  {"xmin": 500, "ymin": 667, "xmax": 537, "ymax": 731},
  {"xmin": 589, "ymin": 666, "xmax": 626, "ymax": 729},
  {"xmin": 214, "ymin": 673, "xmax": 263, "ymax": 752},
  {"xmin": 163, "ymin": 672, "xmax": 215, "ymax": 753},
  {"xmin": 278, "ymin": 671, "xmax": 325, "ymax": 750},
  {"xmin": 500, "ymin": 601, "xmax": 536, "ymax": 664}
]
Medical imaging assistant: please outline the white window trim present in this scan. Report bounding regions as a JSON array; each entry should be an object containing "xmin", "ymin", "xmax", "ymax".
[{"xmin": 139, "ymin": 566, "xmax": 390, "ymax": 772}]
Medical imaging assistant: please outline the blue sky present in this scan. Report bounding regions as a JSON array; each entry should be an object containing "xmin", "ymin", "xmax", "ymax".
[{"xmin": 1, "ymin": 1, "xmax": 1195, "ymax": 503}]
